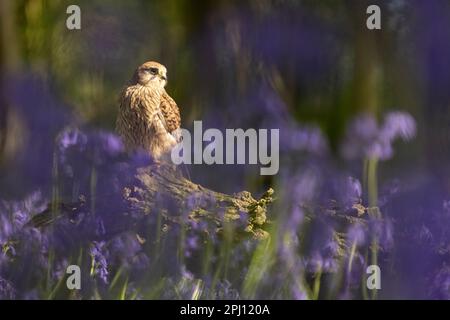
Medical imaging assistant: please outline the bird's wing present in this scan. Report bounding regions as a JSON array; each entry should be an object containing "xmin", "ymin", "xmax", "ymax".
[
  {"xmin": 130, "ymin": 87, "xmax": 171, "ymax": 137},
  {"xmin": 160, "ymin": 91, "xmax": 181, "ymax": 134}
]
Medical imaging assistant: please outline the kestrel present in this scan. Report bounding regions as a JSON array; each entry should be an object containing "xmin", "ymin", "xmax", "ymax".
[{"xmin": 116, "ymin": 61, "xmax": 181, "ymax": 159}]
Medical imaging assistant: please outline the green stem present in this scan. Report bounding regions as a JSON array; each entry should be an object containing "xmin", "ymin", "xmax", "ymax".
[
  {"xmin": 367, "ymin": 157, "xmax": 379, "ymax": 300},
  {"xmin": 312, "ymin": 266, "xmax": 322, "ymax": 300},
  {"xmin": 90, "ymin": 166, "xmax": 97, "ymax": 217},
  {"xmin": 367, "ymin": 157, "xmax": 378, "ymax": 208},
  {"xmin": 46, "ymin": 150, "xmax": 59, "ymax": 293},
  {"xmin": 347, "ymin": 241, "xmax": 357, "ymax": 275}
]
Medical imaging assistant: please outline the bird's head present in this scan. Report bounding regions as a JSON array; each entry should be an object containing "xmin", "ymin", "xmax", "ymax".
[{"xmin": 133, "ymin": 61, "xmax": 168, "ymax": 88}]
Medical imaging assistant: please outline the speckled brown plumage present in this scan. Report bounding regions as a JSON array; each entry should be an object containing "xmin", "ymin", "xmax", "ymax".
[
  {"xmin": 116, "ymin": 61, "xmax": 181, "ymax": 159},
  {"xmin": 160, "ymin": 91, "xmax": 181, "ymax": 134}
]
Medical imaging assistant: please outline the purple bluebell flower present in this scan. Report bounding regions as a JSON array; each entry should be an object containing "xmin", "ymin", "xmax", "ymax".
[
  {"xmin": 369, "ymin": 217, "xmax": 395, "ymax": 251},
  {"xmin": 291, "ymin": 169, "xmax": 320, "ymax": 205},
  {"xmin": 212, "ymin": 280, "xmax": 240, "ymax": 300},
  {"xmin": 161, "ymin": 266, "xmax": 204, "ymax": 299},
  {"xmin": 341, "ymin": 111, "xmax": 416, "ymax": 160},
  {"xmin": 287, "ymin": 206, "xmax": 304, "ymax": 233},
  {"xmin": 418, "ymin": 225, "xmax": 433, "ymax": 243},
  {"xmin": 281, "ymin": 124, "xmax": 329, "ymax": 155},
  {"xmin": 0, "ymin": 214, "xmax": 14, "ymax": 243},
  {"xmin": 185, "ymin": 235, "xmax": 199, "ymax": 258},
  {"xmin": 186, "ymin": 192, "xmax": 217, "ymax": 211},
  {"xmin": 378, "ymin": 179, "xmax": 401, "ymax": 207},
  {"xmin": 23, "ymin": 290, "xmax": 39, "ymax": 300},
  {"xmin": 0, "ymin": 76, "xmax": 71, "ymax": 198},
  {"xmin": 302, "ymin": 225, "xmax": 343, "ymax": 274},
  {"xmin": 429, "ymin": 265, "xmax": 450, "ymax": 299},
  {"xmin": 56, "ymin": 127, "xmax": 128, "ymax": 173},
  {"xmin": 307, "ymin": 251, "xmax": 338, "ymax": 273},
  {"xmin": 381, "ymin": 112, "xmax": 417, "ymax": 141},
  {"xmin": 335, "ymin": 176, "xmax": 362, "ymax": 210},
  {"xmin": 0, "ymin": 278, "xmax": 16, "ymax": 300},
  {"xmin": 345, "ymin": 252, "xmax": 366, "ymax": 288},
  {"xmin": 109, "ymin": 233, "xmax": 148, "ymax": 271},
  {"xmin": 347, "ymin": 223, "xmax": 366, "ymax": 247},
  {"xmin": 95, "ymin": 217, "xmax": 106, "ymax": 237},
  {"xmin": 52, "ymin": 258, "xmax": 70, "ymax": 281},
  {"xmin": 443, "ymin": 200, "xmax": 450, "ymax": 216},
  {"xmin": 57, "ymin": 128, "xmax": 88, "ymax": 153}
]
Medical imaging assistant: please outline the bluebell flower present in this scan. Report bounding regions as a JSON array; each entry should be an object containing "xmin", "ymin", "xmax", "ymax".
[
  {"xmin": 347, "ymin": 223, "xmax": 366, "ymax": 247},
  {"xmin": 281, "ymin": 124, "xmax": 329, "ymax": 155},
  {"xmin": 185, "ymin": 235, "xmax": 199, "ymax": 258},
  {"xmin": 211, "ymin": 280, "xmax": 240, "ymax": 300},
  {"xmin": 186, "ymin": 192, "xmax": 217, "ymax": 213},
  {"xmin": 430, "ymin": 265, "xmax": 450, "ymax": 299},
  {"xmin": 109, "ymin": 233, "xmax": 148, "ymax": 271},
  {"xmin": 307, "ymin": 251, "xmax": 338, "ymax": 273},
  {"xmin": 345, "ymin": 252, "xmax": 366, "ymax": 288},
  {"xmin": 341, "ymin": 111, "xmax": 416, "ymax": 160},
  {"xmin": 0, "ymin": 75, "xmax": 71, "ymax": 198},
  {"xmin": 370, "ymin": 217, "xmax": 395, "ymax": 251},
  {"xmin": 57, "ymin": 127, "xmax": 88, "ymax": 153},
  {"xmin": 335, "ymin": 176, "xmax": 362, "ymax": 210},
  {"xmin": 95, "ymin": 217, "xmax": 106, "ymax": 237},
  {"xmin": 23, "ymin": 289, "xmax": 39, "ymax": 300},
  {"xmin": 381, "ymin": 112, "xmax": 417, "ymax": 141},
  {"xmin": 0, "ymin": 277, "xmax": 16, "ymax": 300}
]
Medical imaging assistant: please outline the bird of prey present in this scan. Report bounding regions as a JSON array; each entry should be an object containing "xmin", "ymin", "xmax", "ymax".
[{"xmin": 116, "ymin": 61, "xmax": 181, "ymax": 160}]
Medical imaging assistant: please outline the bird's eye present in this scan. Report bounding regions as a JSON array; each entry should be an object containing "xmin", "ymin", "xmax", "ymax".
[{"xmin": 147, "ymin": 67, "xmax": 158, "ymax": 75}]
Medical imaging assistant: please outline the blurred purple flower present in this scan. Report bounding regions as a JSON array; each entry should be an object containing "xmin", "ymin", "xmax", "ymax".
[
  {"xmin": 210, "ymin": 280, "xmax": 240, "ymax": 300},
  {"xmin": 281, "ymin": 125, "xmax": 329, "ymax": 155},
  {"xmin": 341, "ymin": 111, "xmax": 416, "ymax": 160},
  {"xmin": 0, "ymin": 191, "xmax": 47, "ymax": 241},
  {"xmin": 185, "ymin": 235, "xmax": 199, "ymax": 258},
  {"xmin": 109, "ymin": 233, "xmax": 148, "ymax": 271},
  {"xmin": 58, "ymin": 128, "xmax": 88, "ymax": 153},
  {"xmin": 0, "ymin": 76, "xmax": 71, "ymax": 198},
  {"xmin": 57, "ymin": 127, "xmax": 128, "ymax": 172},
  {"xmin": 418, "ymin": 225, "xmax": 433, "ymax": 243},
  {"xmin": 186, "ymin": 192, "xmax": 216, "ymax": 213},
  {"xmin": 0, "ymin": 214, "xmax": 13, "ymax": 243},
  {"xmin": 304, "ymin": 227, "xmax": 343, "ymax": 273},
  {"xmin": 336, "ymin": 176, "xmax": 362, "ymax": 210},
  {"xmin": 307, "ymin": 251, "xmax": 338, "ymax": 273},
  {"xmin": 443, "ymin": 200, "xmax": 450, "ymax": 216},
  {"xmin": 290, "ymin": 169, "xmax": 320, "ymax": 205},
  {"xmin": 23, "ymin": 289, "xmax": 39, "ymax": 300},
  {"xmin": 381, "ymin": 112, "xmax": 416, "ymax": 141},
  {"xmin": 95, "ymin": 218, "xmax": 106, "ymax": 237},
  {"xmin": 0, "ymin": 278, "xmax": 16, "ymax": 300},
  {"xmin": 370, "ymin": 217, "xmax": 395, "ymax": 251},
  {"xmin": 347, "ymin": 223, "xmax": 366, "ymax": 247},
  {"xmin": 345, "ymin": 252, "xmax": 366, "ymax": 288},
  {"xmin": 429, "ymin": 265, "xmax": 450, "ymax": 299},
  {"xmin": 287, "ymin": 206, "xmax": 304, "ymax": 233}
]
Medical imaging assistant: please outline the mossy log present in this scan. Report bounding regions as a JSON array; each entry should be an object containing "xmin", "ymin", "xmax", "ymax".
[{"xmin": 125, "ymin": 165, "xmax": 273, "ymax": 240}]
